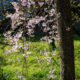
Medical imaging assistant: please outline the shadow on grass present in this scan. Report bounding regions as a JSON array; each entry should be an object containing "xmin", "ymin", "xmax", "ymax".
[{"xmin": 74, "ymin": 34, "xmax": 80, "ymax": 41}]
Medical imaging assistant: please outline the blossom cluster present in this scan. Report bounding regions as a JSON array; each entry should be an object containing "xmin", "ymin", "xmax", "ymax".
[{"xmin": 4, "ymin": 0, "xmax": 58, "ymax": 43}]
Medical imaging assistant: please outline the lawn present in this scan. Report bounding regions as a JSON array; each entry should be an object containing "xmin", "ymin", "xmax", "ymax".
[{"xmin": 0, "ymin": 34, "xmax": 80, "ymax": 80}]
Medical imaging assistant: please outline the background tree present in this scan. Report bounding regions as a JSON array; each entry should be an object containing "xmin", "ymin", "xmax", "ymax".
[{"xmin": 54, "ymin": 0, "xmax": 75, "ymax": 80}]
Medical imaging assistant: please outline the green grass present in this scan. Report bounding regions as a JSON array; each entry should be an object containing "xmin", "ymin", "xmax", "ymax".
[
  {"xmin": 0, "ymin": 34, "xmax": 80, "ymax": 80},
  {"xmin": 74, "ymin": 35, "xmax": 80, "ymax": 80}
]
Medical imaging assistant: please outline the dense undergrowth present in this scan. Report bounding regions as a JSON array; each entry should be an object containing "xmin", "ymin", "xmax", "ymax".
[{"xmin": 0, "ymin": 34, "xmax": 80, "ymax": 80}]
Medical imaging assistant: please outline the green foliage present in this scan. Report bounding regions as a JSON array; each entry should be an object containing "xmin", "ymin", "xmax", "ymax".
[{"xmin": 71, "ymin": 0, "xmax": 80, "ymax": 23}]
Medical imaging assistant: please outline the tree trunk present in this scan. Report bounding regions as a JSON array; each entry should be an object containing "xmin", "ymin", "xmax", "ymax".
[{"xmin": 54, "ymin": 0, "xmax": 75, "ymax": 80}]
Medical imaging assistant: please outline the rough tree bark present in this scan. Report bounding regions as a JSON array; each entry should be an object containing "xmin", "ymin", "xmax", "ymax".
[{"xmin": 54, "ymin": 0, "xmax": 75, "ymax": 80}]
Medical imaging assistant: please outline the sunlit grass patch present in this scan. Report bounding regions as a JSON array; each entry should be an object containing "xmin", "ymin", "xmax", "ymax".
[{"xmin": 0, "ymin": 34, "xmax": 80, "ymax": 80}]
